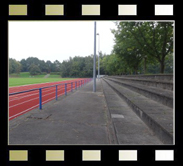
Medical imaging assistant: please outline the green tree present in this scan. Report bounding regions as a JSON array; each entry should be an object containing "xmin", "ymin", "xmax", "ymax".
[
  {"xmin": 46, "ymin": 60, "xmax": 53, "ymax": 73},
  {"xmin": 164, "ymin": 53, "xmax": 173, "ymax": 73},
  {"xmin": 83, "ymin": 55, "xmax": 93, "ymax": 77},
  {"xmin": 39, "ymin": 60, "xmax": 48, "ymax": 73},
  {"xmin": 112, "ymin": 22, "xmax": 174, "ymax": 73},
  {"xmin": 9, "ymin": 59, "xmax": 13, "ymax": 74},
  {"xmin": 9, "ymin": 58, "xmax": 22, "ymax": 74},
  {"xmin": 60, "ymin": 60, "xmax": 70, "ymax": 77},
  {"xmin": 20, "ymin": 59, "xmax": 27, "ymax": 72},
  {"xmin": 26, "ymin": 57, "xmax": 41, "ymax": 70},
  {"xmin": 60, "ymin": 55, "xmax": 94, "ymax": 78},
  {"xmin": 53, "ymin": 60, "xmax": 61, "ymax": 72},
  {"xmin": 29, "ymin": 64, "xmax": 41, "ymax": 75}
]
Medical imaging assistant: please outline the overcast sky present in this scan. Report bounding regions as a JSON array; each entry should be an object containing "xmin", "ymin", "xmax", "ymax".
[{"xmin": 9, "ymin": 21, "xmax": 117, "ymax": 63}]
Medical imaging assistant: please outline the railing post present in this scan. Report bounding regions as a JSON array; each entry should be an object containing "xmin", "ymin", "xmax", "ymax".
[
  {"xmin": 39, "ymin": 88, "xmax": 42, "ymax": 110},
  {"xmin": 56, "ymin": 85, "xmax": 58, "ymax": 100},
  {"xmin": 71, "ymin": 82, "xmax": 73, "ymax": 92},
  {"xmin": 81, "ymin": 80, "xmax": 82, "ymax": 87},
  {"xmin": 65, "ymin": 83, "xmax": 67, "ymax": 96},
  {"xmin": 75, "ymin": 81, "xmax": 77, "ymax": 90}
]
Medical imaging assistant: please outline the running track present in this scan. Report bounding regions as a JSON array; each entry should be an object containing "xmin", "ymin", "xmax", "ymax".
[{"xmin": 9, "ymin": 78, "xmax": 91, "ymax": 120}]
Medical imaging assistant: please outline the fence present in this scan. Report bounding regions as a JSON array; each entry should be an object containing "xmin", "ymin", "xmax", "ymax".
[{"xmin": 9, "ymin": 78, "xmax": 92, "ymax": 120}]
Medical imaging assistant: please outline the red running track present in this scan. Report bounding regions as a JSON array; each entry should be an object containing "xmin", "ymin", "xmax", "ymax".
[{"xmin": 9, "ymin": 78, "xmax": 91, "ymax": 120}]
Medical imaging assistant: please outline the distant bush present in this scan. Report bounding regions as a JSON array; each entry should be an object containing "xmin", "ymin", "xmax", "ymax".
[
  {"xmin": 9, "ymin": 73, "xmax": 20, "ymax": 77},
  {"xmin": 41, "ymin": 72, "xmax": 47, "ymax": 75}
]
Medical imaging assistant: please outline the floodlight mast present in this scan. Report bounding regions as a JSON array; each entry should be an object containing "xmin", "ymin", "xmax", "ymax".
[
  {"xmin": 97, "ymin": 33, "xmax": 100, "ymax": 79},
  {"xmin": 93, "ymin": 21, "xmax": 96, "ymax": 92}
]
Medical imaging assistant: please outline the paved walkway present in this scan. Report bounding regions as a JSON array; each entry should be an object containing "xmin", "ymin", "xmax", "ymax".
[
  {"xmin": 44, "ymin": 74, "xmax": 50, "ymax": 78},
  {"xmin": 9, "ymin": 79, "xmax": 117, "ymax": 145},
  {"xmin": 9, "ymin": 79, "xmax": 162, "ymax": 145}
]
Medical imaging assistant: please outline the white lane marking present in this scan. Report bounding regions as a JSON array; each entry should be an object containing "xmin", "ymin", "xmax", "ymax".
[
  {"xmin": 9, "ymin": 82, "xmax": 74, "ymax": 102},
  {"xmin": 9, "ymin": 79, "xmax": 90, "ymax": 119},
  {"xmin": 8, "ymin": 79, "xmax": 79, "ymax": 94},
  {"xmin": 9, "ymin": 92, "xmax": 65, "ymax": 120},
  {"xmin": 9, "ymin": 104, "xmax": 39, "ymax": 119},
  {"xmin": 9, "ymin": 86, "xmax": 65, "ymax": 102},
  {"xmin": 9, "ymin": 87, "xmax": 65, "ymax": 108}
]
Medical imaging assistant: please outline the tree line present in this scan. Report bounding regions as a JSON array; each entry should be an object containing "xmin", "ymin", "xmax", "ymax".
[
  {"xmin": 9, "ymin": 21, "xmax": 173, "ymax": 77},
  {"xmin": 111, "ymin": 21, "xmax": 173, "ymax": 74},
  {"xmin": 9, "ymin": 57, "xmax": 61, "ymax": 75}
]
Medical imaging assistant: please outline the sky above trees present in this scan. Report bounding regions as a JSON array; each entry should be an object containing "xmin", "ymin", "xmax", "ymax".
[{"xmin": 9, "ymin": 21, "xmax": 117, "ymax": 63}]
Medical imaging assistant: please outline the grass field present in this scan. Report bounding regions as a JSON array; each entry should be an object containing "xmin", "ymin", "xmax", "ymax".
[
  {"xmin": 9, "ymin": 72, "xmax": 62, "ymax": 78},
  {"xmin": 9, "ymin": 78, "xmax": 77, "ymax": 87},
  {"xmin": 10, "ymin": 72, "xmax": 46, "ymax": 78}
]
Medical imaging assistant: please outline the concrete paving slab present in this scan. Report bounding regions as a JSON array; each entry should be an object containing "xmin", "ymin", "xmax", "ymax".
[{"xmin": 9, "ymin": 79, "xmax": 116, "ymax": 145}]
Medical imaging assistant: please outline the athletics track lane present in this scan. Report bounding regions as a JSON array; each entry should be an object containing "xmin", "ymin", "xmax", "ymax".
[{"xmin": 9, "ymin": 78, "xmax": 90, "ymax": 120}]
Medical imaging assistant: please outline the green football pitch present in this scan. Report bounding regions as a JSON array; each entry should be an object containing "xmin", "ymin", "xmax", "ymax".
[{"xmin": 9, "ymin": 78, "xmax": 77, "ymax": 87}]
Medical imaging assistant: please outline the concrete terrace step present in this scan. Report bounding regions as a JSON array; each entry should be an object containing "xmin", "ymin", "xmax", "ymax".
[
  {"xmin": 110, "ymin": 76, "xmax": 173, "ymax": 91},
  {"xmin": 103, "ymin": 78, "xmax": 173, "ymax": 144},
  {"xmin": 101, "ymin": 80, "xmax": 162, "ymax": 145},
  {"xmin": 105, "ymin": 77, "xmax": 173, "ymax": 108},
  {"xmin": 111, "ymin": 74, "xmax": 173, "ymax": 81}
]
